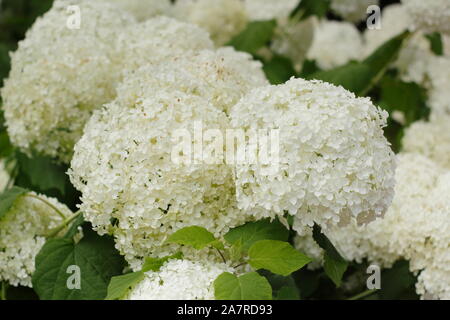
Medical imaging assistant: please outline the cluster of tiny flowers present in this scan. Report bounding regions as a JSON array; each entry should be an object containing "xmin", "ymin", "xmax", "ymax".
[
  {"xmin": 307, "ymin": 20, "xmax": 363, "ymax": 70},
  {"xmin": 116, "ymin": 47, "xmax": 268, "ymax": 115},
  {"xmin": 402, "ymin": 117, "xmax": 450, "ymax": 170},
  {"xmin": 69, "ymin": 87, "xmax": 252, "ymax": 269},
  {"xmin": 173, "ymin": 0, "xmax": 248, "ymax": 46},
  {"xmin": 230, "ymin": 78, "xmax": 396, "ymax": 231},
  {"xmin": 425, "ymin": 56, "xmax": 450, "ymax": 119},
  {"xmin": 125, "ymin": 259, "xmax": 232, "ymax": 300},
  {"xmin": 0, "ymin": 192, "xmax": 71, "ymax": 287},
  {"xmin": 330, "ymin": 0, "xmax": 379, "ymax": 22},
  {"xmin": 116, "ymin": 16, "xmax": 214, "ymax": 76},
  {"xmin": 244, "ymin": 0, "xmax": 300, "ymax": 21},
  {"xmin": 1, "ymin": 0, "xmax": 135, "ymax": 163},
  {"xmin": 105, "ymin": 0, "xmax": 172, "ymax": 21},
  {"xmin": 296, "ymin": 153, "xmax": 450, "ymax": 299},
  {"xmin": 402, "ymin": 0, "xmax": 450, "ymax": 35}
]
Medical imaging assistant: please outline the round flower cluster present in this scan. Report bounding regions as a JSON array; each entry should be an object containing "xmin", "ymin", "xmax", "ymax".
[
  {"xmin": 426, "ymin": 56, "xmax": 450, "ymax": 119},
  {"xmin": 402, "ymin": 0, "xmax": 450, "ymax": 35},
  {"xmin": 69, "ymin": 87, "xmax": 251, "ymax": 269},
  {"xmin": 0, "ymin": 192, "xmax": 71, "ymax": 287},
  {"xmin": 125, "ymin": 259, "xmax": 232, "ymax": 300},
  {"xmin": 116, "ymin": 16, "xmax": 214, "ymax": 76},
  {"xmin": 173, "ymin": 0, "xmax": 248, "ymax": 46},
  {"xmin": 1, "ymin": 0, "xmax": 135, "ymax": 163},
  {"xmin": 296, "ymin": 153, "xmax": 450, "ymax": 299},
  {"xmin": 116, "ymin": 47, "xmax": 268, "ymax": 114},
  {"xmin": 229, "ymin": 78, "xmax": 396, "ymax": 231},
  {"xmin": 307, "ymin": 20, "xmax": 363, "ymax": 70},
  {"xmin": 403, "ymin": 117, "xmax": 450, "ymax": 169},
  {"xmin": 105, "ymin": 0, "xmax": 172, "ymax": 21},
  {"xmin": 330, "ymin": 0, "xmax": 379, "ymax": 22},
  {"xmin": 244, "ymin": 0, "xmax": 300, "ymax": 21}
]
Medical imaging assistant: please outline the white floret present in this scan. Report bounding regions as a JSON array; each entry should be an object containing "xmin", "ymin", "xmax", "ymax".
[
  {"xmin": 1, "ymin": 0, "xmax": 135, "ymax": 163},
  {"xmin": 230, "ymin": 78, "xmax": 396, "ymax": 230},
  {"xmin": 105, "ymin": 0, "xmax": 172, "ymax": 21},
  {"xmin": 173, "ymin": 0, "xmax": 248, "ymax": 46},
  {"xmin": 426, "ymin": 56, "xmax": 450, "ymax": 119},
  {"xmin": 117, "ymin": 47, "xmax": 268, "ymax": 114},
  {"xmin": 402, "ymin": 0, "xmax": 450, "ymax": 35},
  {"xmin": 0, "ymin": 192, "xmax": 71, "ymax": 287},
  {"xmin": 125, "ymin": 259, "xmax": 232, "ymax": 300},
  {"xmin": 307, "ymin": 20, "xmax": 364, "ymax": 70},
  {"xmin": 244, "ymin": 0, "xmax": 300, "ymax": 21},
  {"xmin": 331, "ymin": 0, "xmax": 380, "ymax": 22}
]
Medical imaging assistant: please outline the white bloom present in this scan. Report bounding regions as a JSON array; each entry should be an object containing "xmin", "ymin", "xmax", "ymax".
[
  {"xmin": 125, "ymin": 259, "xmax": 232, "ymax": 300},
  {"xmin": 244, "ymin": 0, "xmax": 300, "ymax": 21},
  {"xmin": 69, "ymin": 88, "xmax": 251, "ymax": 270},
  {"xmin": 307, "ymin": 20, "xmax": 364, "ymax": 70},
  {"xmin": 271, "ymin": 17, "xmax": 316, "ymax": 71},
  {"xmin": 402, "ymin": 0, "xmax": 450, "ymax": 35},
  {"xmin": 426, "ymin": 56, "xmax": 450, "ymax": 119},
  {"xmin": 173, "ymin": 0, "xmax": 248, "ymax": 46},
  {"xmin": 403, "ymin": 117, "xmax": 450, "ymax": 170},
  {"xmin": 0, "ymin": 192, "xmax": 71, "ymax": 287},
  {"xmin": 106, "ymin": 0, "xmax": 172, "ymax": 21},
  {"xmin": 117, "ymin": 47, "xmax": 268, "ymax": 114},
  {"xmin": 116, "ymin": 16, "xmax": 214, "ymax": 75},
  {"xmin": 230, "ymin": 78, "xmax": 396, "ymax": 230},
  {"xmin": 331, "ymin": 0, "xmax": 379, "ymax": 22},
  {"xmin": 293, "ymin": 228, "xmax": 323, "ymax": 270},
  {"xmin": 1, "ymin": 0, "xmax": 135, "ymax": 163}
]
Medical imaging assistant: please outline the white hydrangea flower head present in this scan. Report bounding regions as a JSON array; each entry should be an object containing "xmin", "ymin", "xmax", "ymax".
[
  {"xmin": 0, "ymin": 192, "xmax": 71, "ymax": 287},
  {"xmin": 402, "ymin": 0, "xmax": 450, "ymax": 35},
  {"xmin": 426, "ymin": 56, "xmax": 450, "ymax": 119},
  {"xmin": 117, "ymin": 47, "xmax": 268, "ymax": 115},
  {"xmin": 331, "ymin": 0, "xmax": 379, "ymax": 22},
  {"xmin": 69, "ymin": 89, "xmax": 251, "ymax": 269},
  {"xmin": 105, "ymin": 0, "xmax": 172, "ymax": 21},
  {"xmin": 307, "ymin": 20, "xmax": 364, "ymax": 70},
  {"xmin": 173, "ymin": 0, "xmax": 248, "ymax": 46},
  {"xmin": 116, "ymin": 16, "xmax": 214, "ymax": 75},
  {"xmin": 402, "ymin": 117, "xmax": 450, "ymax": 170},
  {"xmin": 244, "ymin": 0, "xmax": 300, "ymax": 21},
  {"xmin": 271, "ymin": 16, "xmax": 316, "ymax": 71},
  {"xmin": 230, "ymin": 78, "xmax": 396, "ymax": 231},
  {"xmin": 125, "ymin": 259, "xmax": 233, "ymax": 300},
  {"xmin": 293, "ymin": 227, "xmax": 323, "ymax": 270},
  {"xmin": 1, "ymin": 0, "xmax": 135, "ymax": 163}
]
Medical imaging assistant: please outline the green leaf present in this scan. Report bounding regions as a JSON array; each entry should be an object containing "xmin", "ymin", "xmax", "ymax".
[
  {"xmin": 214, "ymin": 272, "xmax": 272, "ymax": 300},
  {"xmin": 0, "ymin": 131, "xmax": 13, "ymax": 158},
  {"xmin": 141, "ymin": 252, "xmax": 183, "ymax": 272},
  {"xmin": 378, "ymin": 260, "xmax": 418, "ymax": 300},
  {"xmin": 276, "ymin": 285, "xmax": 300, "ymax": 300},
  {"xmin": 0, "ymin": 186, "xmax": 28, "ymax": 219},
  {"xmin": 105, "ymin": 272, "xmax": 145, "ymax": 300},
  {"xmin": 312, "ymin": 224, "xmax": 345, "ymax": 262},
  {"xmin": 299, "ymin": 59, "xmax": 320, "ymax": 78},
  {"xmin": 32, "ymin": 226, "xmax": 125, "ymax": 300},
  {"xmin": 63, "ymin": 214, "xmax": 85, "ymax": 239},
  {"xmin": 426, "ymin": 32, "xmax": 443, "ymax": 56},
  {"xmin": 292, "ymin": 0, "xmax": 330, "ymax": 20},
  {"xmin": 323, "ymin": 252, "xmax": 348, "ymax": 287},
  {"xmin": 227, "ymin": 20, "xmax": 277, "ymax": 55},
  {"xmin": 263, "ymin": 55, "xmax": 297, "ymax": 84},
  {"xmin": 224, "ymin": 219, "xmax": 289, "ymax": 252},
  {"xmin": 309, "ymin": 63, "xmax": 373, "ymax": 95},
  {"xmin": 248, "ymin": 240, "xmax": 311, "ymax": 276},
  {"xmin": 166, "ymin": 226, "xmax": 223, "ymax": 250}
]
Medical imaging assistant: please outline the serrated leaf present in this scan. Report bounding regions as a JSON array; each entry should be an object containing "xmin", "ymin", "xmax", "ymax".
[
  {"xmin": 224, "ymin": 219, "xmax": 289, "ymax": 252},
  {"xmin": 32, "ymin": 226, "xmax": 125, "ymax": 300},
  {"xmin": 141, "ymin": 252, "xmax": 183, "ymax": 272},
  {"xmin": 166, "ymin": 226, "xmax": 223, "ymax": 250},
  {"xmin": 105, "ymin": 271, "xmax": 145, "ymax": 300},
  {"xmin": 227, "ymin": 20, "xmax": 276, "ymax": 55},
  {"xmin": 214, "ymin": 272, "xmax": 272, "ymax": 300},
  {"xmin": 0, "ymin": 186, "xmax": 28, "ymax": 219},
  {"xmin": 323, "ymin": 252, "xmax": 348, "ymax": 287},
  {"xmin": 248, "ymin": 240, "xmax": 311, "ymax": 276}
]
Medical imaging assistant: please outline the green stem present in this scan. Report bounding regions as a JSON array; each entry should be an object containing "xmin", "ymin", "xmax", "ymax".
[
  {"xmin": 0, "ymin": 282, "xmax": 7, "ymax": 300},
  {"xmin": 45, "ymin": 211, "xmax": 81, "ymax": 238},
  {"xmin": 25, "ymin": 194, "xmax": 67, "ymax": 219},
  {"xmin": 215, "ymin": 248, "xmax": 227, "ymax": 264},
  {"xmin": 347, "ymin": 289, "xmax": 378, "ymax": 301}
]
